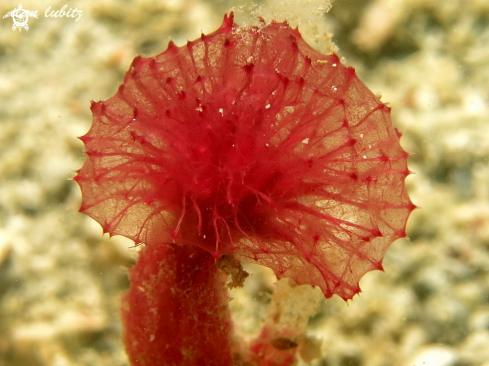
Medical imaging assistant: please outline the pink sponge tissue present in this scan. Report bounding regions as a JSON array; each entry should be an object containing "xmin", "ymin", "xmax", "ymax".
[{"xmin": 75, "ymin": 12, "xmax": 414, "ymax": 365}]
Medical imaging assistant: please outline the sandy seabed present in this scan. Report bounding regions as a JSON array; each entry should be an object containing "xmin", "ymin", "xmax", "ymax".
[{"xmin": 1, "ymin": 0, "xmax": 489, "ymax": 365}]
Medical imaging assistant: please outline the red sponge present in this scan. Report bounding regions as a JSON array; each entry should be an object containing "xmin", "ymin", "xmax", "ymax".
[
  {"xmin": 121, "ymin": 243, "xmax": 233, "ymax": 366},
  {"xmin": 76, "ymin": 12, "xmax": 413, "ymax": 301}
]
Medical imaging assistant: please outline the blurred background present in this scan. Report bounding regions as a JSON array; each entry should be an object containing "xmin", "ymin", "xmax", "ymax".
[{"xmin": 0, "ymin": 0, "xmax": 488, "ymax": 365}]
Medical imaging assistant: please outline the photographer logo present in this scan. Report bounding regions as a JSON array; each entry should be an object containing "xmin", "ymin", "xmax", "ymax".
[{"xmin": 3, "ymin": 3, "xmax": 38, "ymax": 31}]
